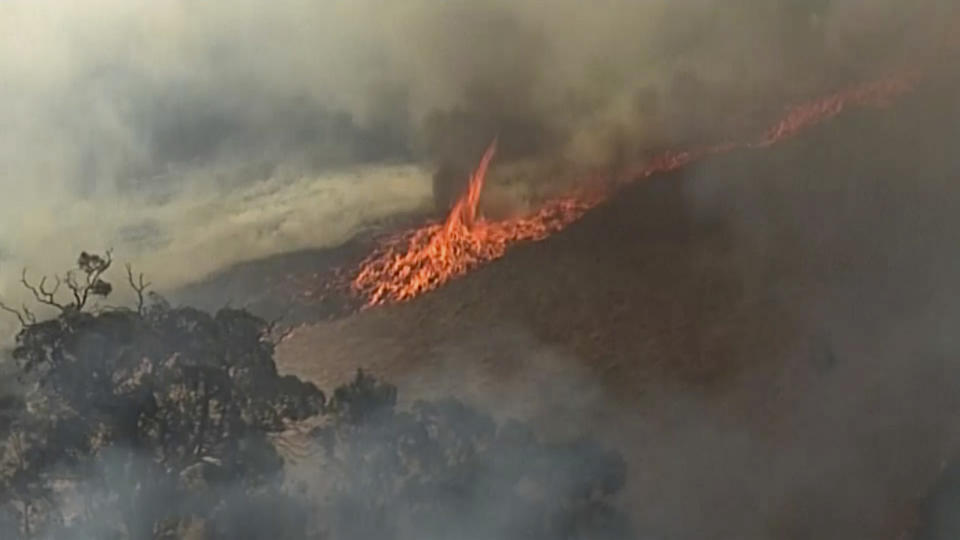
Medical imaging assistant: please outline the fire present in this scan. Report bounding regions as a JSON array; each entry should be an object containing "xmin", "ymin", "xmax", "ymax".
[
  {"xmin": 350, "ymin": 73, "xmax": 918, "ymax": 308},
  {"xmin": 351, "ymin": 139, "xmax": 604, "ymax": 306}
]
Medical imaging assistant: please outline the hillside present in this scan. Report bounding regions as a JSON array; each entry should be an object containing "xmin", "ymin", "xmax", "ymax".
[{"xmin": 269, "ymin": 71, "xmax": 960, "ymax": 539}]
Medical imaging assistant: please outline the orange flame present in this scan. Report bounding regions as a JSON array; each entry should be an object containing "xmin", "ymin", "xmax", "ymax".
[
  {"xmin": 444, "ymin": 137, "xmax": 498, "ymax": 234},
  {"xmin": 350, "ymin": 138, "xmax": 602, "ymax": 307},
  {"xmin": 350, "ymin": 73, "xmax": 919, "ymax": 308}
]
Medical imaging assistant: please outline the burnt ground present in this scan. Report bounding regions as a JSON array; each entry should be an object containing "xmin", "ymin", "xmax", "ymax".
[{"xmin": 179, "ymin": 66, "xmax": 960, "ymax": 538}]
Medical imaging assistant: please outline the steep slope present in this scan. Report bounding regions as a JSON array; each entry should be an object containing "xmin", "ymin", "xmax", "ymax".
[
  {"xmin": 280, "ymin": 69, "xmax": 960, "ymax": 392},
  {"xmin": 277, "ymin": 71, "xmax": 960, "ymax": 538}
]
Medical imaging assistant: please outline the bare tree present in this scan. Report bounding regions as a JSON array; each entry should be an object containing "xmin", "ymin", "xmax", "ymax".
[
  {"xmin": 125, "ymin": 263, "xmax": 150, "ymax": 315},
  {"xmin": 0, "ymin": 251, "xmax": 115, "ymax": 327}
]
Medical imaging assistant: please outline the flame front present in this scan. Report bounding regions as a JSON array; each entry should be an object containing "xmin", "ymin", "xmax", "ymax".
[
  {"xmin": 444, "ymin": 138, "xmax": 498, "ymax": 234},
  {"xmin": 350, "ymin": 73, "xmax": 918, "ymax": 308},
  {"xmin": 351, "ymin": 138, "xmax": 601, "ymax": 306}
]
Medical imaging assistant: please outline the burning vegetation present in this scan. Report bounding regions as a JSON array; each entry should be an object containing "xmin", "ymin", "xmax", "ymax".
[
  {"xmin": 349, "ymin": 73, "xmax": 919, "ymax": 308},
  {"xmin": 350, "ymin": 140, "xmax": 604, "ymax": 306}
]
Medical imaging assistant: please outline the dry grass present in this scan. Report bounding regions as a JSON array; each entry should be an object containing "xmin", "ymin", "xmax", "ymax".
[{"xmin": 270, "ymin": 71, "xmax": 960, "ymax": 539}]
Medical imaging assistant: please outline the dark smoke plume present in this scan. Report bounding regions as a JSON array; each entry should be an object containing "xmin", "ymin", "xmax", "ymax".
[{"xmin": 0, "ymin": 1, "xmax": 950, "ymax": 313}]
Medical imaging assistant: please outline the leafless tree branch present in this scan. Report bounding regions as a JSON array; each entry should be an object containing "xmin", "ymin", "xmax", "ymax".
[
  {"xmin": 20, "ymin": 269, "xmax": 68, "ymax": 311},
  {"xmin": 126, "ymin": 263, "xmax": 151, "ymax": 315},
  {"xmin": 21, "ymin": 305, "xmax": 37, "ymax": 325},
  {"xmin": 264, "ymin": 315, "xmax": 296, "ymax": 344},
  {"xmin": 5, "ymin": 250, "xmax": 143, "ymax": 325},
  {"xmin": 65, "ymin": 271, "xmax": 83, "ymax": 309},
  {"xmin": 0, "ymin": 300, "xmax": 35, "ymax": 327}
]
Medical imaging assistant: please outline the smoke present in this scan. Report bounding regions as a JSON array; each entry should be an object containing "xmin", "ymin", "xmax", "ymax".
[
  {"xmin": 0, "ymin": 1, "xmax": 951, "ymax": 324},
  {"xmin": 3, "ymin": 2, "xmax": 958, "ymax": 537},
  {"xmin": 270, "ymin": 52, "xmax": 960, "ymax": 537},
  {"xmin": 0, "ymin": 0, "xmax": 946, "ymax": 288},
  {"xmin": 651, "ymin": 63, "xmax": 960, "ymax": 537}
]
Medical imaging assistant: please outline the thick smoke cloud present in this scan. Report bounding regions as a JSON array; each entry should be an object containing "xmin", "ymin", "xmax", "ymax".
[
  {"xmin": 1, "ymin": 2, "xmax": 957, "ymax": 536},
  {"xmin": 0, "ymin": 0, "xmax": 950, "ymax": 325}
]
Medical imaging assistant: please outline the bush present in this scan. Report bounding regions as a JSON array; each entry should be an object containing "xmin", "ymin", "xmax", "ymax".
[{"xmin": 0, "ymin": 253, "xmax": 633, "ymax": 539}]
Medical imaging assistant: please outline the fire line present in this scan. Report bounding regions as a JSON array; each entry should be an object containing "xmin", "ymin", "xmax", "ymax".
[{"xmin": 349, "ymin": 73, "xmax": 919, "ymax": 308}]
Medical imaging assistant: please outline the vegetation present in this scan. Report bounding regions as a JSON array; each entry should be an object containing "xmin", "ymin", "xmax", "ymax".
[
  {"xmin": 312, "ymin": 371, "xmax": 631, "ymax": 540},
  {"xmin": 0, "ymin": 252, "xmax": 632, "ymax": 539}
]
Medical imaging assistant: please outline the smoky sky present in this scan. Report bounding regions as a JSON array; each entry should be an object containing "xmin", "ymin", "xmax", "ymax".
[
  {"xmin": 0, "ymin": 0, "xmax": 951, "ymax": 326},
  {"xmin": 1, "ymin": 2, "xmax": 958, "ymax": 535}
]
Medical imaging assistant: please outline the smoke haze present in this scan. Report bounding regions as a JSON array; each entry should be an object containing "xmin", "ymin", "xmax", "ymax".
[
  {"xmin": 0, "ymin": 0, "xmax": 950, "ymax": 334},
  {"xmin": 2, "ymin": 1, "xmax": 960, "ymax": 537},
  {"xmin": 0, "ymin": 0, "xmax": 951, "ymax": 322}
]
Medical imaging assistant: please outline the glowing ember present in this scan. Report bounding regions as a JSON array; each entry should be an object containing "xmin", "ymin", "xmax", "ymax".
[{"xmin": 350, "ymin": 74, "xmax": 918, "ymax": 307}]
